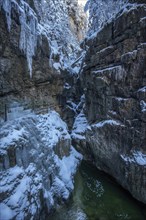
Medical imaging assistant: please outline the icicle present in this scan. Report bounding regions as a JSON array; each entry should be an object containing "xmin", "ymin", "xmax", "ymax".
[
  {"xmin": 1, "ymin": 0, "xmax": 38, "ymax": 78},
  {"xmin": 1, "ymin": 0, "xmax": 12, "ymax": 31},
  {"xmin": 19, "ymin": 0, "xmax": 38, "ymax": 77}
]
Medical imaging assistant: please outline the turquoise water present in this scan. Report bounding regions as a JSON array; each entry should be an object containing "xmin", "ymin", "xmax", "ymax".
[{"xmin": 50, "ymin": 161, "xmax": 146, "ymax": 220}]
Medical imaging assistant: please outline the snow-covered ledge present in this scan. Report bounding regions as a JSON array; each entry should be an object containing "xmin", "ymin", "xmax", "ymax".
[{"xmin": 0, "ymin": 110, "xmax": 82, "ymax": 219}]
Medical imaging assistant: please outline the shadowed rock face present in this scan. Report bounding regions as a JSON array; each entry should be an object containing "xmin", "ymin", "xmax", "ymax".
[
  {"xmin": 129, "ymin": 0, "xmax": 146, "ymax": 3},
  {"xmin": 81, "ymin": 3, "xmax": 146, "ymax": 203}
]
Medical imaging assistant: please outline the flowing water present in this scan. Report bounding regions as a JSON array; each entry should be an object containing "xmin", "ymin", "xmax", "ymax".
[{"xmin": 50, "ymin": 161, "xmax": 146, "ymax": 220}]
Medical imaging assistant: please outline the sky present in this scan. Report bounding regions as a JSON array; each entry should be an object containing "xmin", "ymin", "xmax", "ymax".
[{"xmin": 78, "ymin": 0, "xmax": 87, "ymax": 6}]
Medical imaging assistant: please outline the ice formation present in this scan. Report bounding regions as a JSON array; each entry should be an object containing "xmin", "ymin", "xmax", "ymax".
[
  {"xmin": 0, "ymin": 0, "xmax": 38, "ymax": 77},
  {"xmin": 0, "ymin": 0, "xmax": 83, "ymax": 77}
]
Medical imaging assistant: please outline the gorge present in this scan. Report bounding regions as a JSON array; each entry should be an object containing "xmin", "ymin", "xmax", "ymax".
[{"xmin": 0, "ymin": 0, "xmax": 146, "ymax": 219}]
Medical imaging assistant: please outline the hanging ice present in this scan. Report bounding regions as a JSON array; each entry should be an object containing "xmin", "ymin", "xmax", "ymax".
[
  {"xmin": 19, "ymin": 1, "xmax": 38, "ymax": 77},
  {"xmin": 0, "ymin": 0, "xmax": 38, "ymax": 77},
  {"xmin": 0, "ymin": 0, "xmax": 12, "ymax": 31}
]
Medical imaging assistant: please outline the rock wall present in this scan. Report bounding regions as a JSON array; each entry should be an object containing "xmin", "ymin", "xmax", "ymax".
[
  {"xmin": 81, "ymin": 3, "xmax": 146, "ymax": 203},
  {"xmin": 0, "ymin": 1, "xmax": 84, "ymax": 218},
  {"xmin": 0, "ymin": 1, "xmax": 64, "ymax": 120},
  {"xmin": 0, "ymin": 0, "xmax": 86, "ymax": 122}
]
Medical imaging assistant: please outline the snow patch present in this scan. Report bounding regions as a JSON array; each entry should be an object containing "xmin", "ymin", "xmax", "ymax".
[
  {"xmin": 72, "ymin": 66, "xmax": 80, "ymax": 75},
  {"xmin": 53, "ymin": 62, "xmax": 61, "ymax": 71},
  {"xmin": 0, "ymin": 203, "xmax": 15, "ymax": 220},
  {"xmin": 0, "ymin": 127, "xmax": 26, "ymax": 150},
  {"xmin": 133, "ymin": 151, "xmax": 146, "ymax": 166},
  {"xmin": 64, "ymin": 83, "xmax": 71, "ymax": 90},
  {"xmin": 72, "ymin": 112, "xmax": 88, "ymax": 140},
  {"xmin": 0, "ymin": 110, "xmax": 82, "ymax": 217},
  {"xmin": 121, "ymin": 151, "xmax": 146, "ymax": 166},
  {"xmin": 37, "ymin": 111, "xmax": 70, "ymax": 149},
  {"xmin": 93, "ymin": 65, "xmax": 122, "ymax": 75},
  {"xmin": 138, "ymin": 86, "xmax": 146, "ymax": 93},
  {"xmin": 140, "ymin": 100, "xmax": 146, "ymax": 112},
  {"xmin": 92, "ymin": 119, "xmax": 121, "ymax": 128},
  {"xmin": 58, "ymin": 147, "xmax": 82, "ymax": 190}
]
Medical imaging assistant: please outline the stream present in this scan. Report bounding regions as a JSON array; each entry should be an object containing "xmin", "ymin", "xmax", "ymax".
[{"xmin": 50, "ymin": 160, "xmax": 146, "ymax": 220}]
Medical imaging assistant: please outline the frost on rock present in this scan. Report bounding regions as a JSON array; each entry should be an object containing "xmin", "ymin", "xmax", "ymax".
[{"xmin": 0, "ymin": 111, "xmax": 82, "ymax": 219}]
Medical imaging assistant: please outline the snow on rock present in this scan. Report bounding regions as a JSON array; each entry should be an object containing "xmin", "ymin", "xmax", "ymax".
[
  {"xmin": 84, "ymin": 1, "xmax": 144, "ymax": 41},
  {"xmin": 71, "ymin": 111, "xmax": 88, "ymax": 140},
  {"xmin": 56, "ymin": 146, "xmax": 82, "ymax": 190},
  {"xmin": 66, "ymin": 100, "xmax": 77, "ymax": 113},
  {"xmin": 85, "ymin": 0, "xmax": 129, "ymax": 37},
  {"xmin": 138, "ymin": 86, "xmax": 146, "ymax": 93},
  {"xmin": 72, "ymin": 66, "xmax": 81, "ymax": 75},
  {"xmin": 0, "ymin": 203, "xmax": 15, "ymax": 220},
  {"xmin": 121, "ymin": 151, "xmax": 146, "ymax": 166},
  {"xmin": 51, "ymin": 147, "xmax": 83, "ymax": 201},
  {"xmin": 0, "ymin": 127, "xmax": 26, "ymax": 151},
  {"xmin": 92, "ymin": 65, "xmax": 125, "ymax": 82},
  {"xmin": 0, "ymin": 110, "xmax": 82, "ymax": 219},
  {"xmin": 36, "ymin": 0, "xmax": 84, "ymax": 71},
  {"xmin": 37, "ymin": 111, "xmax": 71, "ymax": 150},
  {"xmin": 140, "ymin": 100, "xmax": 146, "ymax": 112},
  {"xmin": 92, "ymin": 119, "xmax": 122, "ymax": 129},
  {"xmin": 53, "ymin": 62, "xmax": 61, "ymax": 71},
  {"xmin": 64, "ymin": 83, "xmax": 71, "ymax": 90}
]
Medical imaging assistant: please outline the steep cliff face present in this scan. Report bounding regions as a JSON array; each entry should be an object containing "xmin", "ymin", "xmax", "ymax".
[
  {"xmin": 0, "ymin": 0, "xmax": 59, "ymax": 119},
  {"xmin": 0, "ymin": 0, "xmax": 84, "ymax": 218},
  {"xmin": 80, "ymin": 3, "xmax": 146, "ymax": 203},
  {"xmin": 0, "ymin": 0, "xmax": 86, "ymax": 121},
  {"xmin": 0, "ymin": 1, "xmax": 146, "ymax": 219}
]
